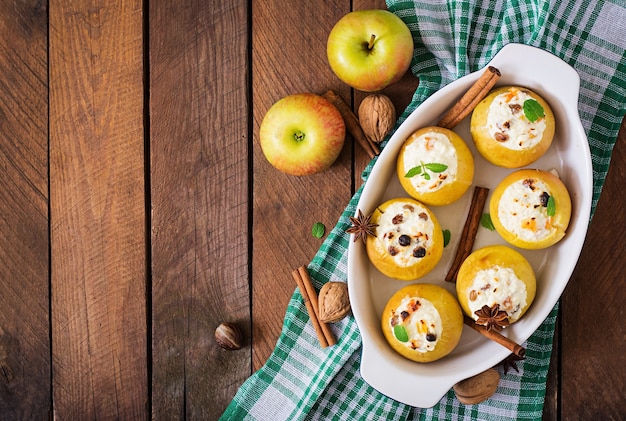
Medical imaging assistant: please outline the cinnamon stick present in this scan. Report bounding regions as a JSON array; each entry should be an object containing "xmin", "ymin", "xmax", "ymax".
[
  {"xmin": 438, "ymin": 66, "xmax": 501, "ymax": 129},
  {"xmin": 292, "ymin": 266, "xmax": 337, "ymax": 347},
  {"xmin": 445, "ymin": 186, "xmax": 490, "ymax": 283},
  {"xmin": 464, "ymin": 316, "xmax": 526, "ymax": 359},
  {"xmin": 323, "ymin": 90, "xmax": 380, "ymax": 159}
]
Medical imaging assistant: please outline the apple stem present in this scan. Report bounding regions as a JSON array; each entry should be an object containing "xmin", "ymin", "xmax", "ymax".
[{"xmin": 368, "ymin": 34, "xmax": 376, "ymax": 50}]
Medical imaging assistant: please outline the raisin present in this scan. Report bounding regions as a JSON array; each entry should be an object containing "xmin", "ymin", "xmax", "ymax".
[
  {"xmin": 523, "ymin": 178, "xmax": 535, "ymax": 190},
  {"xmin": 388, "ymin": 246, "xmax": 398, "ymax": 256},
  {"xmin": 400, "ymin": 311, "xmax": 410, "ymax": 320},
  {"xmin": 494, "ymin": 132, "xmax": 509, "ymax": 142},
  {"xmin": 426, "ymin": 333, "xmax": 437, "ymax": 342},
  {"xmin": 392, "ymin": 214, "xmax": 403, "ymax": 224},
  {"xmin": 398, "ymin": 234, "xmax": 411, "ymax": 246},
  {"xmin": 413, "ymin": 247, "xmax": 426, "ymax": 258},
  {"xmin": 540, "ymin": 191, "xmax": 550, "ymax": 207},
  {"xmin": 509, "ymin": 103, "xmax": 522, "ymax": 114},
  {"xmin": 502, "ymin": 120, "xmax": 511, "ymax": 129}
]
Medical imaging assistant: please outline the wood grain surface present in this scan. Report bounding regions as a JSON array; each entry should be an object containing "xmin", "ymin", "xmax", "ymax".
[
  {"xmin": 149, "ymin": 1, "xmax": 250, "ymax": 418},
  {"xmin": 49, "ymin": 0, "xmax": 147, "ymax": 418},
  {"xmin": 0, "ymin": 1, "xmax": 49, "ymax": 418},
  {"xmin": 0, "ymin": 1, "xmax": 624, "ymax": 420}
]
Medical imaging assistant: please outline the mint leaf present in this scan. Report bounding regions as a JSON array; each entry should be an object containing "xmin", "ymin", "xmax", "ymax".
[
  {"xmin": 424, "ymin": 163, "xmax": 448, "ymax": 173},
  {"xmin": 523, "ymin": 99, "xmax": 545, "ymax": 122},
  {"xmin": 481, "ymin": 213, "xmax": 496, "ymax": 231},
  {"xmin": 393, "ymin": 324, "xmax": 409, "ymax": 342},
  {"xmin": 546, "ymin": 196, "xmax": 556, "ymax": 217},
  {"xmin": 312, "ymin": 222, "xmax": 325, "ymax": 239},
  {"xmin": 404, "ymin": 166, "xmax": 423, "ymax": 178},
  {"xmin": 442, "ymin": 229, "xmax": 451, "ymax": 247},
  {"xmin": 406, "ymin": 162, "xmax": 448, "ymax": 180}
]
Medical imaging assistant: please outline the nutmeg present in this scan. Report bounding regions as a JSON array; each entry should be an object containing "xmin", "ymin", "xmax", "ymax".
[
  {"xmin": 358, "ymin": 94, "xmax": 396, "ymax": 144},
  {"xmin": 318, "ymin": 282, "xmax": 351, "ymax": 323},
  {"xmin": 215, "ymin": 322, "xmax": 243, "ymax": 350},
  {"xmin": 453, "ymin": 368, "xmax": 500, "ymax": 405}
]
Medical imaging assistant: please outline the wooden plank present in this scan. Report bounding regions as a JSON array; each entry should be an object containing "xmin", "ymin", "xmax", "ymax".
[
  {"xmin": 148, "ymin": 1, "xmax": 250, "ymax": 418},
  {"xmin": 251, "ymin": 0, "xmax": 354, "ymax": 371},
  {"xmin": 0, "ymin": 2, "xmax": 50, "ymax": 418},
  {"xmin": 48, "ymin": 1, "xmax": 147, "ymax": 418},
  {"xmin": 560, "ymin": 118, "xmax": 626, "ymax": 419}
]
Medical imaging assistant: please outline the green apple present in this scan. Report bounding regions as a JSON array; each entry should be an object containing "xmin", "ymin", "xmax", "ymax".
[
  {"xmin": 259, "ymin": 93, "xmax": 346, "ymax": 176},
  {"xmin": 327, "ymin": 9, "xmax": 414, "ymax": 92}
]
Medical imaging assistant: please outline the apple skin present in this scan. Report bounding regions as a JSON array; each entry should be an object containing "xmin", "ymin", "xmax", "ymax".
[
  {"xmin": 259, "ymin": 93, "xmax": 346, "ymax": 176},
  {"xmin": 327, "ymin": 9, "xmax": 414, "ymax": 92},
  {"xmin": 471, "ymin": 86, "xmax": 555, "ymax": 168},
  {"xmin": 382, "ymin": 283, "xmax": 463, "ymax": 363},
  {"xmin": 489, "ymin": 169, "xmax": 572, "ymax": 249}
]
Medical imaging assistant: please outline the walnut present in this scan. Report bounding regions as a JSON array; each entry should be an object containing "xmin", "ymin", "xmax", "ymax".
[
  {"xmin": 318, "ymin": 282, "xmax": 351, "ymax": 323},
  {"xmin": 358, "ymin": 94, "xmax": 396, "ymax": 144},
  {"xmin": 453, "ymin": 368, "xmax": 500, "ymax": 405}
]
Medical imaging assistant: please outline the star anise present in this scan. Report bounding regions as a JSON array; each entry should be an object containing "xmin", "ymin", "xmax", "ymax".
[
  {"xmin": 474, "ymin": 304, "xmax": 510, "ymax": 332},
  {"xmin": 498, "ymin": 352, "xmax": 525, "ymax": 375},
  {"xmin": 346, "ymin": 209, "xmax": 378, "ymax": 244}
]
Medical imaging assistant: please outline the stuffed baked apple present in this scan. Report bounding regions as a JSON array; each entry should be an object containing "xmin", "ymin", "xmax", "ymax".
[
  {"xmin": 470, "ymin": 86, "xmax": 555, "ymax": 168},
  {"xmin": 397, "ymin": 126, "xmax": 474, "ymax": 206},
  {"xmin": 382, "ymin": 283, "xmax": 463, "ymax": 363},
  {"xmin": 366, "ymin": 198, "xmax": 443, "ymax": 281},
  {"xmin": 490, "ymin": 169, "xmax": 572, "ymax": 249},
  {"xmin": 456, "ymin": 245, "xmax": 536, "ymax": 326}
]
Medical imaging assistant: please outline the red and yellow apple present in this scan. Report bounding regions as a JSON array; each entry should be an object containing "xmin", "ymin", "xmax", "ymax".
[
  {"xmin": 327, "ymin": 9, "xmax": 414, "ymax": 92},
  {"xmin": 259, "ymin": 93, "xmax": 346, "ymax": 176}
]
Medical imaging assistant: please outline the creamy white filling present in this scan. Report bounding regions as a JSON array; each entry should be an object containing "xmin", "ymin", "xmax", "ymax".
[
  {"xmin": 467, "ymin": 265, "xmax": 527, "ymax": 322},
  {"xmin": 376, "ymin": 201, "xmax": 435, "ymax": 267},
  {"xmin": 403, "ymin": 131, "xmax": 458, "ymax": 193},
  {"xmin": 389, "ymin": 295, "xmax": 442, "ymax": 352},
  {"xmin": 486, "ymin": 88, "xmax": 546, "ymax": 150},
  {"xmin": 497, "ymin": 178, "xmax": 556, "ymax": 241}
]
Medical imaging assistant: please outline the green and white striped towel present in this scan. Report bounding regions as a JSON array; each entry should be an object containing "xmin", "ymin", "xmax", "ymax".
[{"xmin": 222, "ymin": 1, "xmax": 626, "ymax": 419}]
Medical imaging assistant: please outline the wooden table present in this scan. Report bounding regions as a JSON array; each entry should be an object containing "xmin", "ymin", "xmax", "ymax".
[{"xmin": 1, "ymin": 1, "xmax": 624, "ymax": 419}]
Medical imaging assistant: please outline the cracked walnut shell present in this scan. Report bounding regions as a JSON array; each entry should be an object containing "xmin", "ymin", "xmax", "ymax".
[
  {"xmin": 358, "ymin": 94, "xmax": 396, "ymax": 144},
  {"xmin": 318, "ymin": 282, "xmax": 351, "ymax": 323}
]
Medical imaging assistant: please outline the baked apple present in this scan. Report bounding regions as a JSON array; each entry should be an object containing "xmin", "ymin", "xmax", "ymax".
[
  {"xmin": 490, "ymin": 169, "xmax": 572, "ymax": 249},
  {"xmin": 366, "ymin": 198, "xmax": 444, "ymax": 281},
  {"xmin": 382, "ymin": 283, "xmax": 463, "ymax": 363},
  {"xmin": 470, "ymin": 86, "xmax": 555, "ymax": 168},
  {"xmin": 397, "ymin": 126, "xmax": 474, "ymax": 206},
  {"xmin": 456, "ymin": 245, "xmax": 536, "ymax": 325}
]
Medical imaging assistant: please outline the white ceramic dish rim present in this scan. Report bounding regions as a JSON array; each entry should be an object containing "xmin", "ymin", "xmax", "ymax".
[{"xmin": 347, "ymin": 43, "xmax": 593, "ymax": 408}]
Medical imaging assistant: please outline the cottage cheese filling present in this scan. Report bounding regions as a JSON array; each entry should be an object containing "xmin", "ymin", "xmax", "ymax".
[
  {"xmin": 376, "ymin": 201, "xmax": 435, "ymax": 267},
  {"xmin": 403, "ymin": 131, "xmax": 458, "ymax": 193},
  {"xmin": 486, "ymin": 87, "xmax": 546, "ymax": 150},
  {"xmin": 389, "ymin": 295, "xmax": 442, "ymax": 352},
  {"xmin": 497, "ymin": 178, "xmax": 556, "ymax": 242},
  {"xmin": 467, "ymin": 265, "xmax": 527, "ymax": 322}
]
